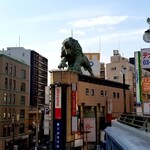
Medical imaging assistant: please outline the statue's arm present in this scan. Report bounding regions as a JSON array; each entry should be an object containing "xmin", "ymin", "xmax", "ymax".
[{"xmin": 58, "ymin": 57, "xmax": 67, "ymax": 69}]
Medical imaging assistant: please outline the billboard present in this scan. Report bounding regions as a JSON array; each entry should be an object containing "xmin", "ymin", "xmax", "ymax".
[{"xmin": 141, "ymin": 48, "xmax": 150, "ymax": 69}]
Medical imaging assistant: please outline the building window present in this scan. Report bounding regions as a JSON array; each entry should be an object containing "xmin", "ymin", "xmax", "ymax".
[
  {"xmin": 111, "ymin": 67, "xmax": 116, "ymax": 71},
  {"xmin": 4, "ymin": 108, "xmax": 7, "ymax": 119},
  {"xmin": 8, "ymin": 125, "xmax": 11, "ymax": 136},
  {"xmin": 8, "ymin": 94, "xmax": 12, "ymax": 104},
  {"xmin": 20, "ymin": 123, "xmax": 25, "ymax": 133},
  {"xmin": 5, "ymin": 78, "xmax": 8, "ymax": 89},
  {"xmin": 9, "ymin": 79, "xmax": 12, "ymax": 90},
  {"xmin": 21, "ymin": 96, "xmax": 25, "ymax": 105},
  {"xmin": 14, "ymin": 65, "xmax": 16, "ymax": 76},
  {"xmin": 20, "ymin": 109, "xmax": 25, "ymax": 119},
  {"xmin": 114, "ymin": 76, "xmax": 119, "ymax": 79},
  {"xmin": 4, "ymin": 93, "xmax": 7, "ymax": 104},
  {"xmin": 20, "ymin": 82, "xmax": 26, "ymax": 92},
  {"xmin": 117, "ymin": 93, "xmax": 119, "ymax": 98},
  {"xmin": 3, "ymin": 125, "xmax": 7, "ymax": 137},
  {"xmin": 13, "ymin": 80, "xmax": 16, "ymax": 90},
  {"xmin": 101, "ymin": 90, "xmax": 104, "ymax": 96},
  {"xmin": 9, "ymin": 64, "xmax": 12, "ymax": 75},
  {"xmin": 8, "ymin": 108, "xmax": 11, "ymax": 119},
  {"xmin": 113, "ymin": 92, "xmax": 116, "ymax": 98},
  {"xmin": 91, "ymin": 89, "xmax": 94, "ymax": 96},
  {"xmin": 85, "ymin": 88, "xmax": 89, "ymax": 95},
  {"xmin": 12, "ymin": 94, "xmax": 16, "ymax": 105},
  {"xmin": 21, "ymin": 69, "xmax": 26, "ymax": 79},
  {"xmin": 5, "ymin": 63, "xmax": 8, "ymax": 74},
  {"xmin": 105, "ymin": 91, "xmax": 108, "ymax": 96}
]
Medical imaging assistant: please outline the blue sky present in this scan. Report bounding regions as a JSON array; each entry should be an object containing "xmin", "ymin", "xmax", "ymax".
[{"xmin": 0, "ymin": 0, "xmax": 150, "ymax": 70}]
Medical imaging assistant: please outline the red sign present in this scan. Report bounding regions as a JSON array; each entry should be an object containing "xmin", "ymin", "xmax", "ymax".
[
  {"xmin": 55, "ymin": 87, "xmax": 61, "ymax": 119},
  {"xmin": 71, "ymin": 91, "xmax": 76, "ymax": 116}
]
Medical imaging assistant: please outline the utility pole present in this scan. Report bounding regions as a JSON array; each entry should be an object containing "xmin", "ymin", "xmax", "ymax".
[
  {"xmin": 12, "ymin": 112, "xmax": 15, "ymax": 150},
  {"xmin": 35, "ymin": 98, "xmax": 39, "ymax": 150},
  {"xmin": 122, "ymin": 67, "xmax": 126, "ymax": 113}
]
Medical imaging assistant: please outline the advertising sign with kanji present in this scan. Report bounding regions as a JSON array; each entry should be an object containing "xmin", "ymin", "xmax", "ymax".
[
  {"xmin": 55, "ymin": 86, "xmax": 62, "ymax": 119},
  {"xmin": 142, "ymin": 77, "xmax": 150, "ymax": 91},
  {"xmin": 141, "ymin": 48, "xmax": 150, "ymax": 69}
]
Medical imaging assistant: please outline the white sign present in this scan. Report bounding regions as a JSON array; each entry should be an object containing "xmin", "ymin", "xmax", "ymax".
[
  {"xmin": 55, "ymin": 86, "xmax": 61, "ymax": 108},
  {"xmin": 84, "ymin": 118, "xmax": 96, "ymax": 142},
  {"xmin": 72, "ymin": 116, "xmax": 78, "ymax": 132},
  {"xmin": 143, "ymin": 103, "xmax": 150, "ymax": 114},
  {"xmin": 141, "ymin": 48, "xmax": 150, "ymax": 69}
]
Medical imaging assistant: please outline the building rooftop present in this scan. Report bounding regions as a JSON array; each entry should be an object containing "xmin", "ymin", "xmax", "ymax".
[{"xmin": 105, "ymin": 114, "xmax": 150, "ymax": 150}]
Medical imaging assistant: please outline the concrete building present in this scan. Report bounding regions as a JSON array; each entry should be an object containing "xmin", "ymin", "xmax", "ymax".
[
  {"xmin": 0, "ymin": 47, "xmax": 48, "ymax": 145},
  {"xmin": 83, "ymin": 53, "xmax": 100, "ymax": 77},
  {"xmin": 0, "ymin": 54, "xmax": 30, "ymax": 150},
  {"xmin": 106, "ymin": 50, "xmax": 150, "ymax": 112},
  {"xmin": 49, "ymin": 70, "xmax": 130, "ymax": 149},
  {"xmin": 2, "ymin": 47, "xmax": 48, "ymax": 106}
]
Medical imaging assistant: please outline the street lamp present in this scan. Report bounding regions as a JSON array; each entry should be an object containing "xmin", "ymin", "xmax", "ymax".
[
  {"xmin": 121, "ymin": 67, "xmax": 126, "ymax": 114},
  {"xmin": 143, "ymin": 18, "xmax": 150, "ymax": 43}
]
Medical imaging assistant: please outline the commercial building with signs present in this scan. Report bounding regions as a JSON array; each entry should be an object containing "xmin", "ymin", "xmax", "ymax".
[
  {"xmin": 49, "ymin": 70, "xmax": 130, "ymax": 149},
  {"xmin": 0, "ymin": 54, "xmax": 30, "ymax": 150},
  {"xmin": 106, "ymin": 50, "xmax": 150, "ymax": 113}
]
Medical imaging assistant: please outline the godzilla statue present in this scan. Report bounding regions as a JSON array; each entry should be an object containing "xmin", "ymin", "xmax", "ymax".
[{"xmin": 58, "ymin": 37, "xmax": 94, "ymax": 76}]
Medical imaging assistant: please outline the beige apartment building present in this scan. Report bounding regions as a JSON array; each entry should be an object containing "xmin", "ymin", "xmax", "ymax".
[
  {"xmin": 106, "ymin": 50, "xmax": 150, "ymax": 112},
  {"xmin": 49, "ymin": 70, "xmax": 130, "ymax": 149},
  {"xmin": 0, "ymin": 54, "xmax": 30, "ymax": 150}
]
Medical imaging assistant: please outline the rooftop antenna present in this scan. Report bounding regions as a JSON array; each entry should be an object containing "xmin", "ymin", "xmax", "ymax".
[
  {"xmin": 99, "ymin": 36, "xmax": 101, "ymax": 52},
  {"xmin": 71, "ymin": 29, "xmax": 73, "ymax": 38},
  {"xmin": 19, "ymin": 35, "xmax": 20, "ymax": 47},
  {"xmin": 118, "ymin": 40, "xmax": 120, "ymax": 50}
]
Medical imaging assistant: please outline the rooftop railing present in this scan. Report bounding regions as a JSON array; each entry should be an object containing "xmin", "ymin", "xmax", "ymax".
[{"xmin": 117, "ymin": 113, "xmax": 150, "ymax": 132}]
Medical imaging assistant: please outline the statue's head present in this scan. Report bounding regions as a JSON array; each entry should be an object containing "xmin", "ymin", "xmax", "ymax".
[
  {"xmin": 62, "ymin": 37, "xmax": 73, "ymax": 49},
  {"xmin": 62, "ymin": 37, "xmax": 82, "ymax": 56}
]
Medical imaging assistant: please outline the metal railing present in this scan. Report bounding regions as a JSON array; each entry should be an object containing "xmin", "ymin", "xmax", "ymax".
[{"xmin": 117, "ymin": 113, "xmax": 150, "ymax": 132}]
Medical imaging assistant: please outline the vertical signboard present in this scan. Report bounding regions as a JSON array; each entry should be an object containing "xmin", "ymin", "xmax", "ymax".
[
  {"xmin": 54, "ymin": 86, "xmax": 62, "ymax": 149},
  {"xmin": 54, "ymin": 120, "xmax": 62, "ymax": 149},
  {"xmin": 45, "ymin": 86, "xmax": 50, "ymax": 104},
  {"xmin": 134, "ymin": 51, "xmax": 142, "ymax": 103},
  {"xmin": 55, "ymin": 86, "xmax": 62, "ymax": 119},
  {"xmin": 44, "ymin": 106, "xmax": 50, "ymax": 135},
  {"xmin": 71, "ymin": 91, "xmax": 77, "ymax": 116}
]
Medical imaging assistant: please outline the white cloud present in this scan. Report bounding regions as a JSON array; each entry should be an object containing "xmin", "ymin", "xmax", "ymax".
[{"xmin": 70, "ymin": 15, "xmax": 128, "ymax": 27}]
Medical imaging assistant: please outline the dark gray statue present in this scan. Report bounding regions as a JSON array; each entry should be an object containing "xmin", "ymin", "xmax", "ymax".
[{"xmin": 58, "ymin": 37, "xmax": 94, "ymax": 76}]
